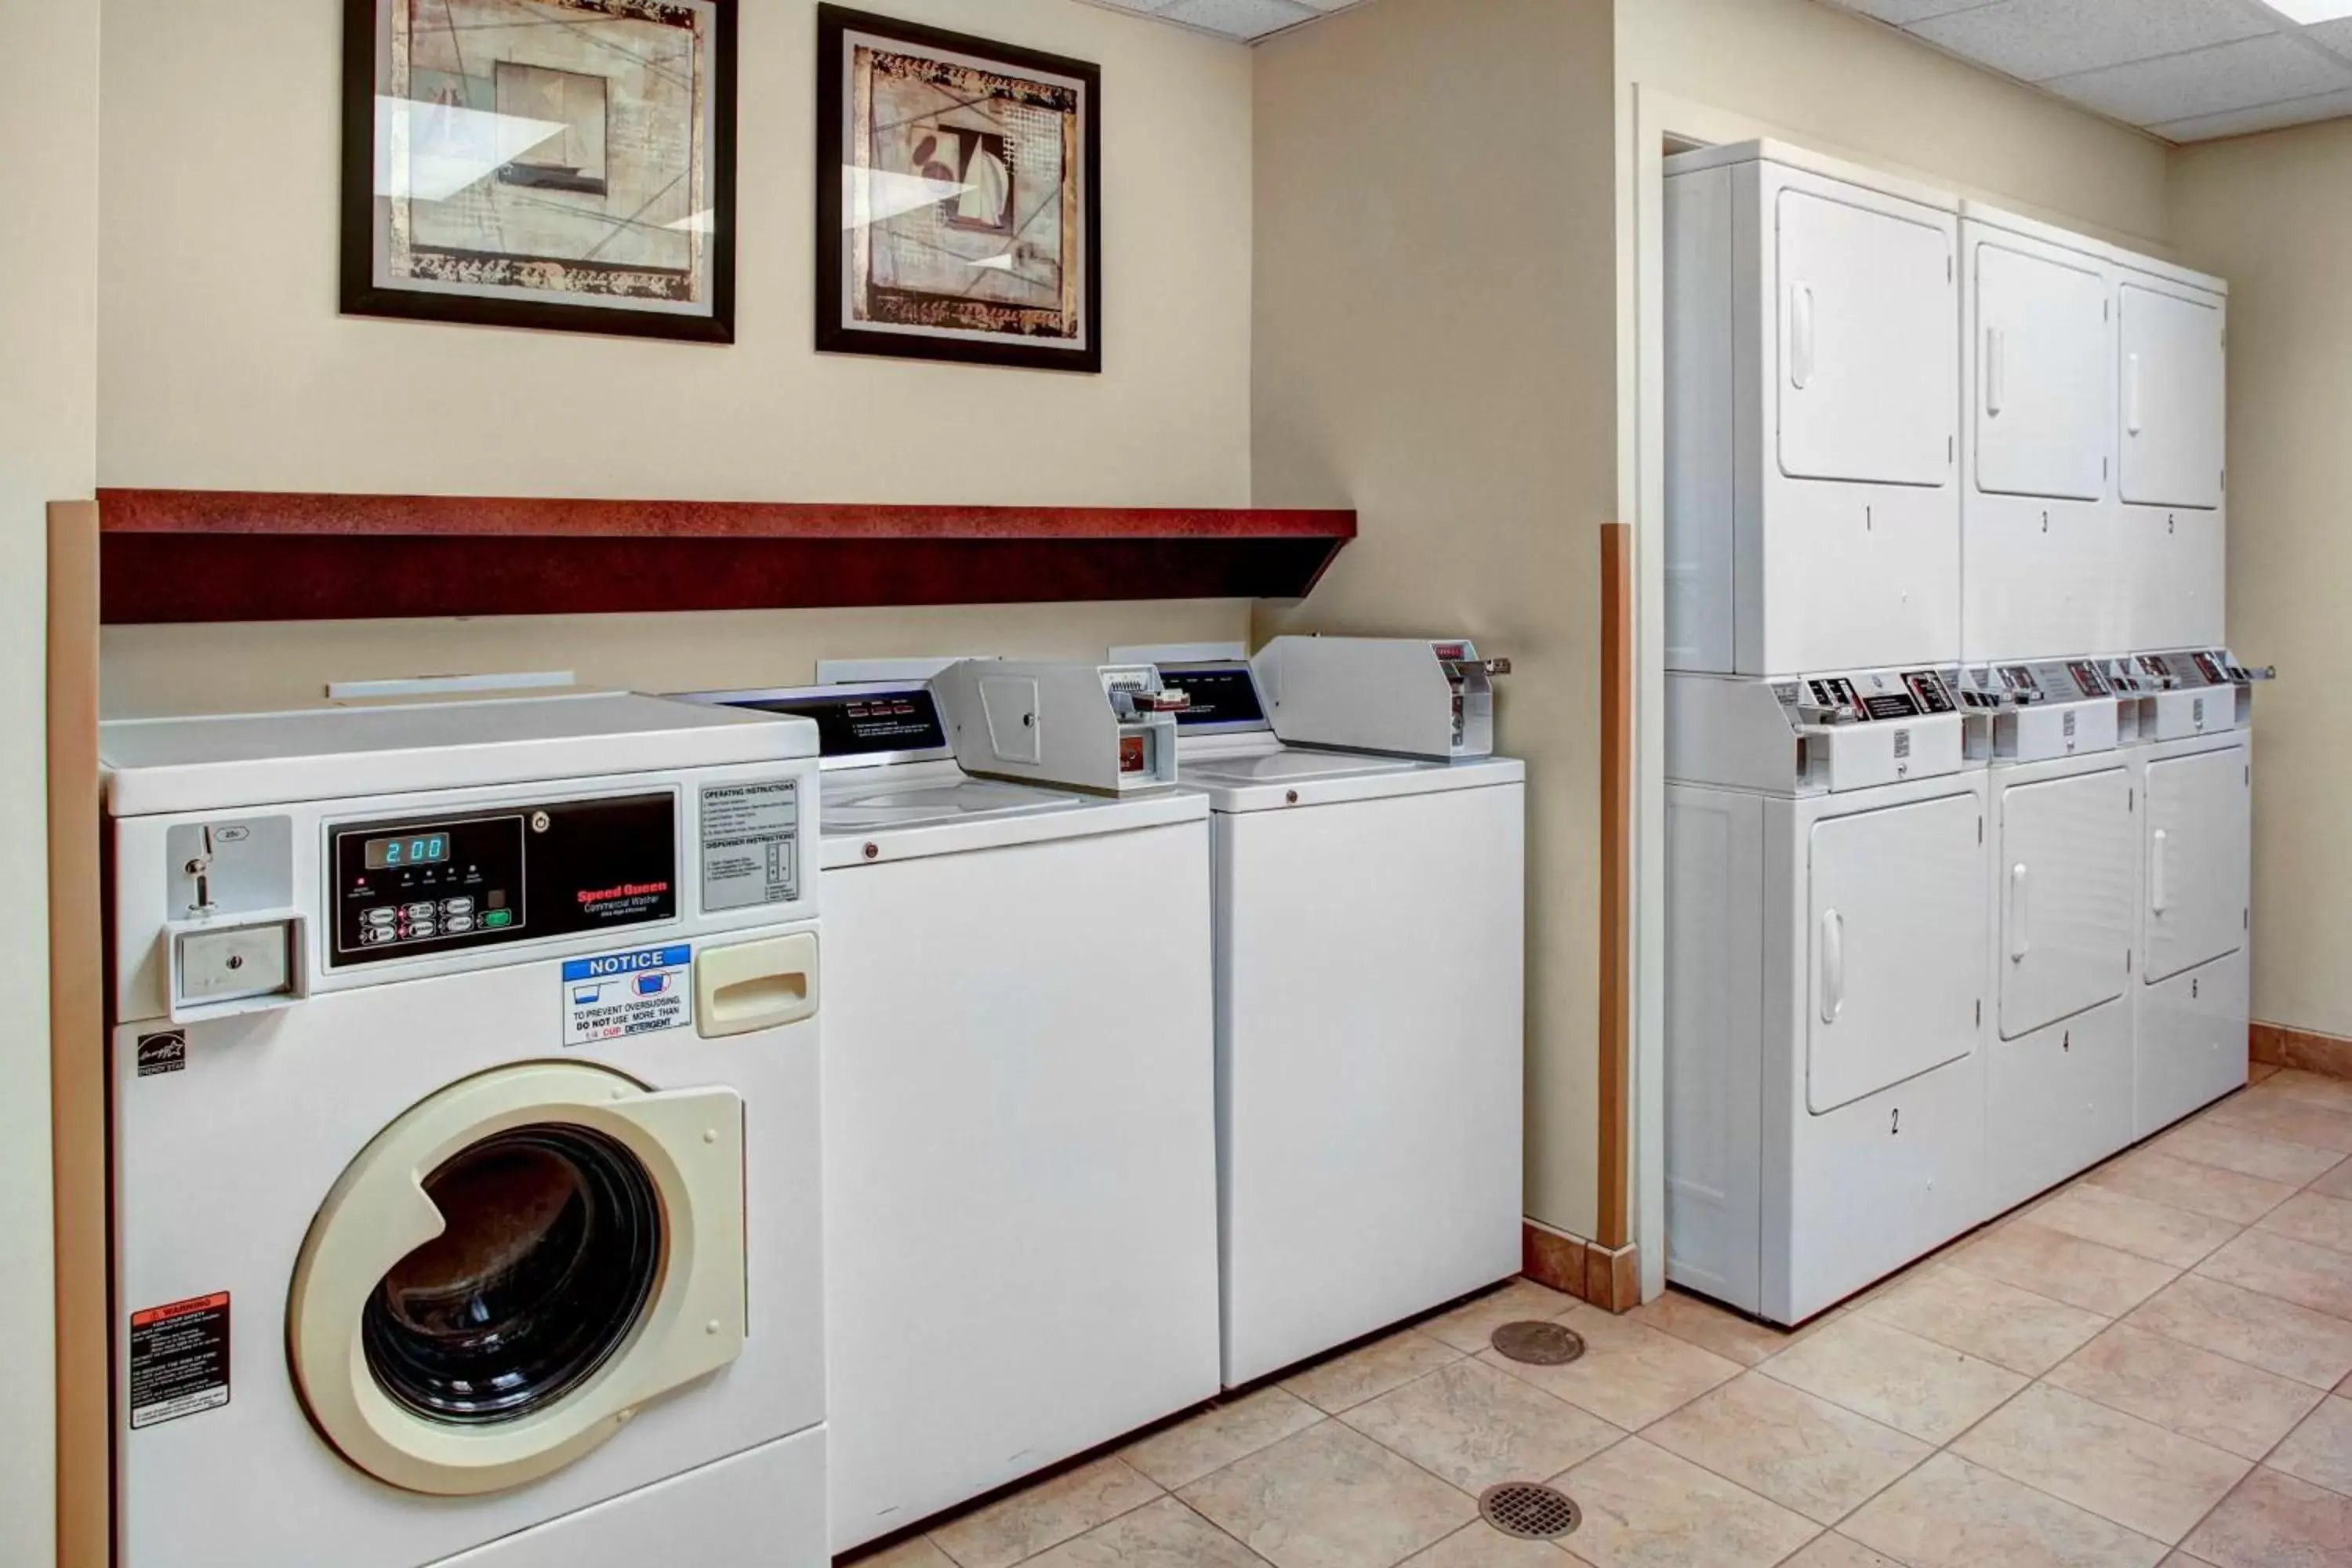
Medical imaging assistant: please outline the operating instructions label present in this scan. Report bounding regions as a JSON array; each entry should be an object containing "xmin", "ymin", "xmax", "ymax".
[
  {"xmin": 699, "ymin": 779, "xmax": 801, "ymax": 913},
  {"xmin": 128, "ymin": 1292, "xmax": 230, "ymax": 1428}
]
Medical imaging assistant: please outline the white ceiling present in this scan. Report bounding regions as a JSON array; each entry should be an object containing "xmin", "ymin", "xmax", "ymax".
[
  {"xmin": 1824, "ymin": 0, "xmax": 2352, "ymax": 142},
  {"xmin": 1079, "ymin": 0, "xmax": 1371, "ymax": 44}
]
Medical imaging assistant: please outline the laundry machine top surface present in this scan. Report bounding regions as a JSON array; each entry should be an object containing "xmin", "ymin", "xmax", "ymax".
[
  {"xmin": 101, "ymin": 691, "xmax": 815, "ymax": 817},
  {"xmin": 673, "ymin": 681, "xmax": 1206, "ymax": 866}
]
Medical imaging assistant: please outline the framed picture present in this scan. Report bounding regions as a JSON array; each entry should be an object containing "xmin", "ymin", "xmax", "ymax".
[
  {"xmin": 342, "ymin": 0, "xmax": 736, "ymax": 342},
  {"xmin": 816, "ymin": 5, "xmax": 1102, "ymax": 373}
]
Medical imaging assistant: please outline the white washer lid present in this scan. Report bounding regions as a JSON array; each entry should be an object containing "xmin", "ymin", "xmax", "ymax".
[
  {"xmin": 1180, "ymin": 746, "xmax": 1524, "ymax": 812},
  {"xmin": 102, "ymin": 692, "xmax": 818, "ymax": 816},
  {"xmin": 820, "ymin": 776, "xmax": 1083, "ymax": 834}
]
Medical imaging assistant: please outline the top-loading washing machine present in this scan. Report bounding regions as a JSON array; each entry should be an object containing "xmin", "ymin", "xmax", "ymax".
[
  {"xmin": 1667, "ymin": 665, "xmax": 1989, "ymax": 1324},
  {"xmin": 677, "ymin": 673, "xmax": 1218, "ymax": 1554},
  {"xmin": 2112, "ymin": 649, "xmax": 2266, "ymax": 1137},
  {"xmin": 1956, "ymin": 659, "xmax": 2138, "ymax": 1217},
  {"xmin": 103, "ymin": 693, "xmax": 828, "ymax": 1568},
  {"xmin": 1123, "ymin": 639, "xmax": 1526, "ymax": 1387}
]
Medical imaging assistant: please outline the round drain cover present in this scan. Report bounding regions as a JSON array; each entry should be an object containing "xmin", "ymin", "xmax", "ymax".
[
  {"xmin": 1490, "ymin": 1319, "xmax": 1585, "ymax": 1366},
  {"xmin": 1480, "ymin": 1481, "xmax": 1581, "ymax": 1541}
]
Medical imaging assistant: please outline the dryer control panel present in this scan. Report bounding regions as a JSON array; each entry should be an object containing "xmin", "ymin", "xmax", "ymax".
[
  {"xmin": 1955, "ymin": 661, "xmax": 2123, "ymax": 763},
  {"xmin": 328, "ymin": 791, "xmax": 677, "ymax": 965},
  {"xmin": 1669, "ymin": 665, "xmax": 1973, "ymax": 797}
]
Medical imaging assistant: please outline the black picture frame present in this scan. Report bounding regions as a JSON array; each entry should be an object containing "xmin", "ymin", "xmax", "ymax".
[
  {"xmin": 815, "ymin": 5, "xmax": 1103, "ymax": 374},
  {"xmin": 340, "ymin": 0, "xmax": 738, "ymax": 343}
]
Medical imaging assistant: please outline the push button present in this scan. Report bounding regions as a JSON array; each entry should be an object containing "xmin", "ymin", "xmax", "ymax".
[
  {"xmin": 363, "ymin": 906, "xmax": 397, "ymax": 927},
  {"xmin": 444, "ymin": 916, "xmax": 476, "ymax": 934},
  {"xmin": 403, "ymin": 902, "xmax": 436, "ymax": 920},
  {"xmin": 482, "ymin": 909, "xmax": 514, "ymax": 929},
  {"xmin": 441, "ymin": 897, "xmax": 474, "ymax": 916}
]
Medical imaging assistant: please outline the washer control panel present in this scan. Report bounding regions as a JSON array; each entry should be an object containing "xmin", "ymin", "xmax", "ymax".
[{"xmin": 328, "ymin": 791, "xmax": 676, "ymax": 966}]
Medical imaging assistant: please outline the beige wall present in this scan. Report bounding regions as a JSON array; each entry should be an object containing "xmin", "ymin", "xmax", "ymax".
[
  {"xmin": 1253, "ymin": 0, "xmax": 1621, "ymax": 1238},
  {"xmin": 98, "ymin": 0, "xmax": 1257, "ymax": 711},
  {"xmin": 1618, "ymin": 0, "xmax": 2172, "ymax": 250},
  {"xmin": 2171, "ymin": 121, "xmax": 2352, "ymax": 1041},
  {"xmin": 2, "ymin": 0, "xmax": 99, "ymax": 1556}
]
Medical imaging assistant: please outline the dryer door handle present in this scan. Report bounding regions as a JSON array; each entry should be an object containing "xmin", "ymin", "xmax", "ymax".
[
  {"xmin": 1986, "ymin": 326, "xmax": 2005, "ymax": 417},
  {"xmin": 1820, "ymin": 909, "xmax": 1846, "ymax": 1024},
  {"xmin": 1790, "ymin": 284, "xmax": 1816, "ymax": 390},
  {"xmin": 2151, "ymin": 829, "xmax": 2169, "ymax": 916},
  {"xmin": 2009, "ymin": 863, "xmax": 2031, "ymax": 962},
  {"xmin": 2125, "ymin": 352, "xmax": 2144, "ymax": 437}
]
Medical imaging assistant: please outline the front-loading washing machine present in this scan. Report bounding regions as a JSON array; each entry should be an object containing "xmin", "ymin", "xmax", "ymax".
[
  {"xmin": 1667, "ymin": 666, "xmax": 1989, "ymax": 1325},
  {"xmin": 1128, "ymin": 641, "xmax": 1525, "ymax": 1388},
  {"xmin": 2114, "ymin": 649, "xmax": 2263, "ymax": 1137},
  {"xmin": 103, "ymin": 693, "xmax": 827, "ymax": 1568},
  {"xmin": 677, "ymin": 677, "xmax": 1218, "ymax": 1554},
  {"xmin": 1958, "ymin": 659, "xmax": 2138, "ymax": 1217}
]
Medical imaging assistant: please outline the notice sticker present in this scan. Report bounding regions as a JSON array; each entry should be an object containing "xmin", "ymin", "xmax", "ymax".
[
  {"xmin": 135, "ymin": 1029, "xmax": 187, "ymax": 1078},
  {"xmin": 129, "ymin": 1292, "xmax": 230, "ymax": 1428},
  {"xmin": 562, "ymin": 943, "xmax": 693, "ymax": 1046}
]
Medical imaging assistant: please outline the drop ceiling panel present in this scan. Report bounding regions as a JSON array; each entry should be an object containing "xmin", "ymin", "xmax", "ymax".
[
  {"xmin": 1910, "ymin": 0, "xmax": 2271, "ymax": 84},
  {"xmin": 2049, "ymin": 33, "xmax": 2352, "ymax": 125},
  {"xmin": 1080, "ymin": 0, "xmax": 1361, "ymax": 41},
  {"xmin": 1822, "ymin": 0, "xmax": 2352, "ymax": 140}
]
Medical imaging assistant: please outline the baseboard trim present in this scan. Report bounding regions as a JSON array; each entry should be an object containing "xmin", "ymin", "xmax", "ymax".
[
  {"xmin": 2252, "ymin": 1021, "xmax": 2352, "ymax": 1080},
  {"xmin": 1523, "ymin": 1220, "xmax": 1640, "ymax": 1313}
]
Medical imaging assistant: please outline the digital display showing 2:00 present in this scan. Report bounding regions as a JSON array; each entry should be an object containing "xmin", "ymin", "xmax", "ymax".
[{"xmin": 365, "ymin": 833, "xmax": 450, "ymax": 869}]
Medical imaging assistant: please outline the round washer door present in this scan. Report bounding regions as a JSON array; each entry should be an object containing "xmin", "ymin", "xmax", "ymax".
[{"xmin": 288, "ymin": 1062, "xmax": 745, "ymax": 1497}]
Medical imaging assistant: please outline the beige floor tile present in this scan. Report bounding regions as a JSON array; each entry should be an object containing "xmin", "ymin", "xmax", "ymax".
[
  {"xmin": 1781, "ymin": 1537, "xmax": 1902, "ymax": 1568},
  {"xmin": 932, "ymin": 1458, "xmax": 1164, "ymax": 1568},
  {"xmin": 1859, "ymin": 1261, "xmax": 2109, "ymax": 1376},
  {"xmin": 1123, "ymin": 1389, "xmax": 1327, "ymax": 1490},
  {"xmin": 2258, "ymin": 1190, "xmax": 2352, "ymax": 1258},
  {"xmin": 2268, "ymin": 1396, "xmax": 2352, "ymax": 1499},
  {"xmin": 857, "ymin": 1539, "xmax": 960, "ymax": 1568},
  {"xmin": 1552, "ymin": 1436, "xmax": 1820, "ymax": 1568},
  {"xmin": 2125, "ymin": 1273, "xmax": 2352, "ymax": 1388},
  {"xmin": 2201, "ymin": 1094, "xmax": 2352, "ymax": 1156},
  {"xmin": 2033, "ymin": 1183, "xmax": 2245, "ymax": 1269},
  {"xmin": 1281, "ymin": 1329, "xmax": 1465, "ymax": 1414},
  {"xmin": 2150, "ymin": 1120, "xmax": 2347, "ymax": 1188},
  {"xmin": 2312, "ymin": 1157, "xmax": 2352, "ymax": 1201},
  {"xmin": 1949, "ymin": 1220, "xmax": 2180, "ymax": 1316},
  {"xmin": 2249, "ymin": 1070, "xmax": 2352, "ymax": 1115},
  {"xmin": 1400, "ymin": 1523, "xmax": 1592, "ymax": 1567},
  {"xmin": 1177, "ymin": 1422, "xmax": 1475, "ymax": 1568},
  {"xmin": 1842, "ymin": 1452, "xmax": 2168, "ymax": 1568},
  {"xmin": 1476, "ymin": 1310, "xmax": 1740, "ymax": 1431},
  {"xmin": 1754, "ymin": 1314, "xmax": 2027, "ymax": 1444},
  {"xmin": 1950, "ymin": 1383, "xmax": 2250, "ymax": 1544},
  {"xmin": 1343, "ymin": 1357, "xmax": 1621, "ymax": 1493},
  {"xmin": 2046, "ymin": 1322, "xmax": 2325, "ymax": 1461},
  {"xmin": 1626, "ymin": 1289, "xmax": 1807, "ymax": 1368},
  {"xmin": 2085, "ymin": 1152, "xmax": 2297, "ymax": 1226},
  {"xmin": 1643, "ymin": 1371, "xmax": 1930, "ymax": 1526},
  {"xmin": 2197, "ymin": 1229, "xmax": 2352, "ymax": 1319},
  {"xmin": 2249, "ymin": 1062, "xmax": 2281, "ymax": 1085},
  {"xmin": 1423, "ymin": 1279, "xmax": 1583, "ymax": 1356},
  {"xmin": 1024, "ymin": 1497, "xmax": 1272, "ymax": 1568},
  {"xmin": 2158, "ymin": 1555, "xmax": 2222, "ymax": 1567},
  {"xmin": 2178, "ymin": 1467, "xmax": 2352, "ymax": 1568}
]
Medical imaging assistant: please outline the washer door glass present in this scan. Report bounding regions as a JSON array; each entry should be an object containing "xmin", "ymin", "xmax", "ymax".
[{"xmin": 361, "ymin": 1123, "xmax": 660, "ymax": 1425}]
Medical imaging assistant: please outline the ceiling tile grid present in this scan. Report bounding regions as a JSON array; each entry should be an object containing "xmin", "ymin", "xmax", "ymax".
[
  {"xmin": 1077, "ymin": 0, "xmax": 1363, "ymax": 42},
  {"xmin": 1823, "ymin": 0, "xmax": 2352, "ymax": 140}
]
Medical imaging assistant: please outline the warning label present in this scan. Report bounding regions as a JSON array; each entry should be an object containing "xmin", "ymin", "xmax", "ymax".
[
  {"xmin": 562, "ymin": 943, "xmax": 692, "ymax": 1046},
  {"xmin": 129, "ymin": 1292, "xmax": 230, "ymax": 1429},
  {"xmin": 700, "ymin": 780, "xmax": 800, "ymax": 913}
]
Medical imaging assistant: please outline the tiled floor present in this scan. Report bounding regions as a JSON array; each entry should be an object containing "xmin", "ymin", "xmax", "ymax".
[{"xmin": 849, "ymin": 1065, "xmax": 2352, "ymax": 1568}]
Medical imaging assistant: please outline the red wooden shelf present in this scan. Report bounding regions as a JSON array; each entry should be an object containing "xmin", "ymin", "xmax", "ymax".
[{"xmin": 97, "ymin": 490, "xmax": 1356, "ymax": 625}]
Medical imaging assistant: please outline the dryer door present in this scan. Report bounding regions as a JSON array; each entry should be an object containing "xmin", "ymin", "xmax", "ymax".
[
  {"xmin": 1808, "ymin": 793, "xmax": 1986, "ymax": 1114},
  {"xmin": 1776, "ymin": 185, "xmax": 1956, "ymax": 487},
  {"xmin": 2119, "ymin": 282, "xmax": 2226, "ymax": 510},
  {"xmin": 288, "ymin": 1062, "xmax": 746, "ymax": 1497},
  {"xmin": 2144, "ymin": 746, "xmax": 2250, "ymax": 985},
  {"xmin": 1999, "ymin": 767, "xmax": 2134, "ymax": 1040}
]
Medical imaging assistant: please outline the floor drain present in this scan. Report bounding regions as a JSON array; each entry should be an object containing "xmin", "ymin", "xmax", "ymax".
[
  {"xmin": 1490, "ymin": 1319, "xmax": 1585, "ymax": 1366},
  {"xmin": 1480, "ymin": 1481, "xmax": 1581, "ymax": 1541}
]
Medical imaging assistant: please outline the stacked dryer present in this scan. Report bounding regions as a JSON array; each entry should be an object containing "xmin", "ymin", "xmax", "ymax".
[
  {"xmin": 1664, "ymin": 139, "xmax": 2263, "ymax": 1327},
  {"xmin": 1664, "ymin": 140, "xmax": 1986, "ymax": 1326}
]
